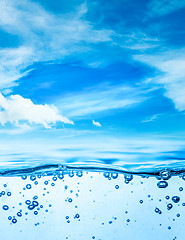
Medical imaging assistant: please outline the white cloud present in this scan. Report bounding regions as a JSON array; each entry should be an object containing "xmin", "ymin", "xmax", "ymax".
[
  {"xmin": 92, "ymin": 120, "xmax": 102, "ymax": 127},
  {"xmin": 57, "ymin": 84, "xmax": 146, "ymax": 117},
  {"xmin": 141, "ymin": 114, "xmax": 160, "ymax": 123},
  {"xmin": 123, "ymin": 32, "xmax": 159, "ymax": 51},
  {"xmin": 134, "ymin": 48, "xmax": 185, "ymax": 111},
  {"xmin": 0, "ymin": 93, "xmax": 73, "ymax": 128},
  {"xmin": 0, "ymin": 0, "xmax": 113, "ymax": 90},
  {"xmin": 148, "ymin": 0, "xmax": 185, "ymax": 16}
]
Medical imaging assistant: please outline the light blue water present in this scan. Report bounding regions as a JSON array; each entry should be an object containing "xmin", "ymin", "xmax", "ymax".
[{"xmin": 0, "ymin": 164, "xmax": 185, "ymax": 240}]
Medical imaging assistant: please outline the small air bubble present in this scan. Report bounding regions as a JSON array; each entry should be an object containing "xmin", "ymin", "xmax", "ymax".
[
  {"xmin": 76, "ymin": 171, "xmax": 83, "ymax": 177},
  {"xmin": 17, "ymin": 212, "xmax": 22, "ymax": 217},
  {"xmin": 44, "ymin": 181, "xmax": 48, "ymax": 185},
  {"xmin": 160, "ymin": 170, "xmax": 171, "ymax": 180},
  {"xmin": 52, "ymin": 176, "xmax": 57, "ymax": 181},
  {"xmin": 103, "ymin": 172, "xmax": 110, "ymax": 178},
  {"xmin": 2, "ymin": 205, "xmax": 9, "ymax": 211},
  {"xmin": 172, "ymin": 196, "xmax": 180, "ymax": 203},
  {"xmin": 167, "ymin": 203, "xmax": 173, "ymax": 210},
  {"xmin": 30, "ymin": 175, "xmax": 36, "ymax": 181},
  {"xmin": 12, "ymin": 218, "xmax": 17, "ymax": 224},
  {"xmin": 157, "ymin": 181, "xmax": 168, "ymax": 189},
  {"xmin": 21, "ymin": 175, "xmax": 27, "ymax": 180},
  {"xmin": 26, "ymin": 184, "xmax": 32, "ymax": 190}
]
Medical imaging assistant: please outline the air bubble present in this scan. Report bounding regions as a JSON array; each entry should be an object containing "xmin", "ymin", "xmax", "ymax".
[
  {"xmin": 3, "ymin": 205, "xmax": 9, "ymax": 211},
  {"xmin": 44, "ymin": 181, "xmax": 49, "ymax": 185},
  {"xmin": 32, "ymin": 201, "xmax": 39, "ymax": 207},
  {"xmin": 124, "ymin": 174, "xmax": 133, "ymax": 184},
  {"xmin": 7, "ymin": 192, "xmax": 11, "ymax": 196},
  {"xmin": 30, "ymin": 175, "xmax": 36, "ymax": 181},
  {"xmin": 17, "ymin": 212, "xmax": 22, "ymax": 217},
  {"xmin": 157, "ymin": 181, "xmax": 168, "ymax": 188},
  {"xmin": 159, "ymin": 170, "xmax": 171, "ymax": 180},
  {"xmin": 69, "ymin": 171, "xmax": 74, "ymax": 178},
  {"xmin": 155, "ymin": 207, "xmax": 162, "ymax": 214},
  {"xmin": 74, "ymin": 214, "xmax": 80, "ymax": 219},
  {"xmin": 58, "ymin": 173, "xmax": 64, "ymax": 180},
  {"xmin": 25, "ymin": 200, "xmax": 31, "ymax": 205},
  {"xmin": 115, "ymin": 185, "xmax": 119, "ymax": 189},
  {"xmin": 21, "ymin": 175, "xmax": 27, "ymax": 180},
  {"xmin": 37, "ymin": 173, "xmax": 42, "ymax": 179},
  {"xmin": 26, "ymin": 184, "xmax": 32, "ymax": 189},
  {"xmin": 179, "ymin": 187, "xmax": 183, "ymax": 191},
  {"xmin": 167, "ymin": 203, "xmax": 173, "ymax": 210},
  {"xmin": 76, "ymin": 171, "xmax": 83, "ymax": 177},
  {"xmin": 172, "ymin": 196, "xmax": 180, "ymax": 203},
  {"xmin": 103, "ymin": 172, "xmax": 110, "ymax": 178},
  {"xmin": 68, "ymin": 198, "xmax": 72, "ymax": 203},
  {"xmin": 12, "ymin": 218, "xmax": 17, "ymax": 224},
  {"xmin": 111, "ymin": 172, "xmax": 118, "ymax": 179},
  {"xmin": 28, "ymin": 205, "xmax": 35, "ymax": 210},
  {"xmin": 52, "ymin": 176, "xmax": 57, "ymax": 181}
]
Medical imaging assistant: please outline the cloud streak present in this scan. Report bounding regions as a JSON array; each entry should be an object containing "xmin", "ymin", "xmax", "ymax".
[
  {"xmin": 0, "ymin": 0, "xmax": 113, "ymax": 91},
  {"xmin": 135, "ymin": 48, "xmax": 185, "ymax": 111},
  {"xmin": 148, "ymin": 0, "xmax": 185, "ymax": 16},
  {"xmin": 57, "ymin": 84, "xmax": 146, "ymax": 118}
]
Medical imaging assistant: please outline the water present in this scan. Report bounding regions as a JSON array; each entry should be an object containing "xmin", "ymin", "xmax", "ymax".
[{"xmin": 0, "ymin": 165, "xmax": 185, "ymax": 240}]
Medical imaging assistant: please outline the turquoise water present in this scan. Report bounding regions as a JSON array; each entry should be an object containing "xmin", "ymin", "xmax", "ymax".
[{"xmin": 0, "ymin": 165, "xmax": 185, "ymax": 240}]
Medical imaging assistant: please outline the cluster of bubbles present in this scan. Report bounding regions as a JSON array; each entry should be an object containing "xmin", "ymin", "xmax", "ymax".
[
  {"xmin": 0, "ymin": 166, "xmax": 184, "ymax": 240},
  {"xmin": 0, "ymin": 169, "xmax": 87, "ymax": 226}
]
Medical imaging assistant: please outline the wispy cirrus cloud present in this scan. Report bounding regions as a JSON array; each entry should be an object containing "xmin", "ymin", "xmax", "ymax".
[
  {"xmin": 141, "ymin": 114, "xmax": 161, "ymax": 123},
  {"xmin": 0, "ymin": 93, "xmax": 73, "ymax": 128},
  {"xmin": 0, "ymin": 0, "xmax": 113, "ymax": 91},
  {"xmin": 148, "ymin": 0, "xmax": 185, "ymax": 16},
  {"xmin": 134, "ymin": 48, "xmax": 185, "ymax": 111},
  {"xmin": 57, "ymin": 83, "xmax": 148, "ymax": 118}
]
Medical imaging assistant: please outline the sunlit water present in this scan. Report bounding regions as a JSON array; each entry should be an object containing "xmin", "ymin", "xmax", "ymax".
[{"xmin": 0, "ymin": 165, "xmax": 185, "ymax": 240}]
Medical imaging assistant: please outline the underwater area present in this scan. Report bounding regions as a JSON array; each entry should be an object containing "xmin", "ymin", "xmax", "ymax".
[{"xmin": 0, "ymin": 165, "xmax": 185, "ymax": 240}]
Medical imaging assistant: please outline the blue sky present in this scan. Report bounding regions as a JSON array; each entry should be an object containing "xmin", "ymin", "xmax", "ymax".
[{"xmin": 0, "ymin": 0, "xmax": 185, "ymax": 170}]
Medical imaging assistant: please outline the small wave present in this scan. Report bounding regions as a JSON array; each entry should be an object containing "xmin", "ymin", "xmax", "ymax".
[{"xmin": 1, "ymin": 163, "xmax": 185, "ymax": 180}]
